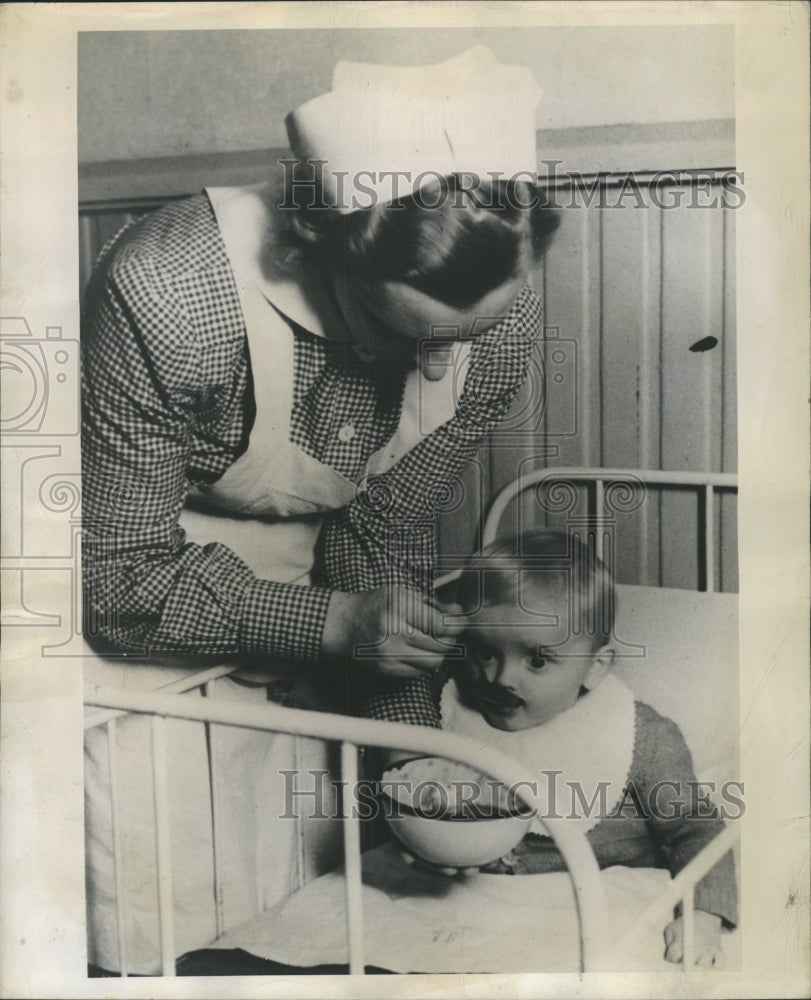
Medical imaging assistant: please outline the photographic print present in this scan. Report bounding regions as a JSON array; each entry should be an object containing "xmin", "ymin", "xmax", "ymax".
[{"xmin": 1, "ymin": 4, "xmax": 808, "ymax": 998}]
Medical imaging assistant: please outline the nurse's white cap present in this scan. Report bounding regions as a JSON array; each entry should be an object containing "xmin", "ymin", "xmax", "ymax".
[{"xmin": 285, "ymin": 45, "xmax": 542, "ymax": 213}]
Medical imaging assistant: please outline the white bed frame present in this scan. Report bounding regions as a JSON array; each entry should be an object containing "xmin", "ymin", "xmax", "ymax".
[{"xmin": 83, "ymin": 468, "xmax": 740, "ymax": 976}]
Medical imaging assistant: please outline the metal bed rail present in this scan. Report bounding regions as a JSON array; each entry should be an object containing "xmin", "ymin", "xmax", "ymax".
[
  {"xmin": 482, "ymin": 467, "xmax": 738, "ymax": 593},
  {"xmin": 85, "ymin": 685, "xmax": 609, "ymax": 976},
  {"xmin": 85, "ymin": 665, "xmax": 240, "ymax": 971},
  {"xmin": 613, "ymin": 820, "xmax": 740, "ymax": 969}
]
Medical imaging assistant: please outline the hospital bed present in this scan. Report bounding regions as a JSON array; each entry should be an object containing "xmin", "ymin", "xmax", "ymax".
[{"xmin": 83, "ymin": 468, "xmax": 740, "ymax": 976}]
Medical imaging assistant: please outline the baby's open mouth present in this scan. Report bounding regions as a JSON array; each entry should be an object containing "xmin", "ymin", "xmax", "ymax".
[{"xmin": 472, "ymin": 684, "xmax": 524, "ymax": 714}]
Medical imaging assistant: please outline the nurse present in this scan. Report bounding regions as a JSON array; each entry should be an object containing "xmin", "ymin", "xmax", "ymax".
[{"xmin": 82, "ymin": 45, "xmax": 559, "ymax": 972}]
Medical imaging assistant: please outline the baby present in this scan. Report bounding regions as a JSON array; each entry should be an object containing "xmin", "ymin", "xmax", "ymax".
[{"xmin": 365, "ymin": 529, "xmax": 738, "ymax": 967}]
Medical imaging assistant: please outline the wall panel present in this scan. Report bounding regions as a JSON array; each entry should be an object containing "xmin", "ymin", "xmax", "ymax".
[{"xmin": 720, "ymin": 206, "xmax": 738, "ymax": 593}]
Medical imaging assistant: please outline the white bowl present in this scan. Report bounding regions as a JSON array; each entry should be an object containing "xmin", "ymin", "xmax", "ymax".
[{"xmin": 379, "ymin": 756, "xmax": 534, "ymax": 868}]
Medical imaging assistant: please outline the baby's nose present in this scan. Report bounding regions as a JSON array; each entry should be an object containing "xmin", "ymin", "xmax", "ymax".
[{"xmin": 495, "ymin": 656, "xmax": 523, "ymax": 690}]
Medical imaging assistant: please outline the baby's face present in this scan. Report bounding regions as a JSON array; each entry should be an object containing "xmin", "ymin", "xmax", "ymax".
[{"xmin": 458, "ymin": 597, "xmax": 606, "ymax": 732}]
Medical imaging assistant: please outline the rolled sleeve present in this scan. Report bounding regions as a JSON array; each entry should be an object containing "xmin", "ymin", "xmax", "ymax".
[{"xmin": 239, "ymin": 579, "xmax": 332, "ymax": 663}]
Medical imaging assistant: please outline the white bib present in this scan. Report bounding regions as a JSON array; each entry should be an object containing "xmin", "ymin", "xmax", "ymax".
[{"xmin": 440, "ymin": 674, "xmax": 636, "ymax": 833}]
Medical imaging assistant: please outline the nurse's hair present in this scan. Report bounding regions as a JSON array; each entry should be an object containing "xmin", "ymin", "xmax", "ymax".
[
  {"xmin": 280, "ymin": 173, "xmax": 559, "ymax": 308},
  {"xmin": 457, "ymin": 529, "xmax": 616, "ymax": 648}
]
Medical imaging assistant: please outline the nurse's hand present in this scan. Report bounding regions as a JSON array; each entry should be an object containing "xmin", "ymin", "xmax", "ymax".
[{"xmin": 322, "ymin": 587, "xmax": 463, "ymax": 678}]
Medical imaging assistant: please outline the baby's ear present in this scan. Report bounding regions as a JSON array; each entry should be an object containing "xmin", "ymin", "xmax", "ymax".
[{"xmin": 582, "ymin": 645, "xmax": 615, "ymax": 691}]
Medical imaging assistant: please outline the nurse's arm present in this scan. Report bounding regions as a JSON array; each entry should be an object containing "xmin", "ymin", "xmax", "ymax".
[{"xmin": 81, "ymin": 251, "xmax": 330, "ymax": 663}]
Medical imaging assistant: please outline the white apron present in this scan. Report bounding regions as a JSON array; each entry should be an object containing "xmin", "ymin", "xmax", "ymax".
[{"xmin": 84, "ymin": 183, "xmax": 470, "ymax": 973}]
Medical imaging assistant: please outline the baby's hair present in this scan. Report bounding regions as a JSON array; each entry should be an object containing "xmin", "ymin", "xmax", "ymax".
[
  {"xmin": 457, "ymin": 528, "xmax": 616, "ymax": 648},
  {"xmin": 280, "ymin": 172, "xmax": 559, "ymax": 308}
]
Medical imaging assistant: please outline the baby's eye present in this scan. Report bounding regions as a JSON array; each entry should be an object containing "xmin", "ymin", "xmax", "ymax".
[
  {"xmin": 528, "ymin": 654, "xmax": 548, "ymax": 671},
  {"xmin": 472, "ymin": 646, "xmax": 498, "ymax": 668}
]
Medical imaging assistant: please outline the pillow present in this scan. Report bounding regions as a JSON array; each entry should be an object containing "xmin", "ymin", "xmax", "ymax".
[{"xmin": 611, "ymin": 585, "xmax": 739, "ymax": 780}]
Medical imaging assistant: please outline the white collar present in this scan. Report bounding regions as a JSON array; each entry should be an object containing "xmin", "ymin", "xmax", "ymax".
[{"xmin": 206, "ymin": 181, "xmax": 352, "ymax": 343}]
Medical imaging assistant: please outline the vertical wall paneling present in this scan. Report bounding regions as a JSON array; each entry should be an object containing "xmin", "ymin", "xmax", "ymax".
[
  {"xmin": 639, "ymin": 204, "xmax": 664, "ymax": 586},
  {"xmin": 538, "ymin": 202, "xmax": 602, "ymax": 472},
  {"xmin": 705, "ymin": 206, "xmax": 726, "ymax": 472},
  {"xmin": 600, "ymin": 198, "xmax": 651, "ymax": 583},
  {"xmin": 661, "ymin": 189, "xmax": 715, "ymax": 589},
  {"xmin": 720, "ymin": 205, "xmax": 738, "ymax": 592},
  {"xmin": 705, "ymin": 203, "xmax": 726, "ymax": 591},
  {"xmin": 581, "ymin": 206, "xmax": 602, "ymax": 470}
]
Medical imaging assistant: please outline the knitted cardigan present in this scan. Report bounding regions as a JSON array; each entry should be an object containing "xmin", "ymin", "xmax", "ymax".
[{"xmin": 484, "ymin": 700, "xmax": 738, "ymax": 928}]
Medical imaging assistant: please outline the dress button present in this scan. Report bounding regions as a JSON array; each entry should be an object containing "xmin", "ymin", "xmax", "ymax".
[{"xmin": 337, "ymin": 423, "xmax": 356, "ymax": 443}]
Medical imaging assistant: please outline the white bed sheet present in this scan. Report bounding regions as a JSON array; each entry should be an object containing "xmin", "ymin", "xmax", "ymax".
[{"xmin": 211, "ymin": 843, "xmax": 740, "ymax": 973}]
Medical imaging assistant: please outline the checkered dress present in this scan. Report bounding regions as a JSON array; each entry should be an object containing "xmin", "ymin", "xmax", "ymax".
[{"xmin": 81, "ymin": 193, "xmax": 542, "ymax": 665}]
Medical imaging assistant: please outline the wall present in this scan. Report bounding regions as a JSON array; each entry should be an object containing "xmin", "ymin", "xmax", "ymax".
[{"xmin": 78, "ymin": 26, "xmax": 733, "ymax": 163}]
